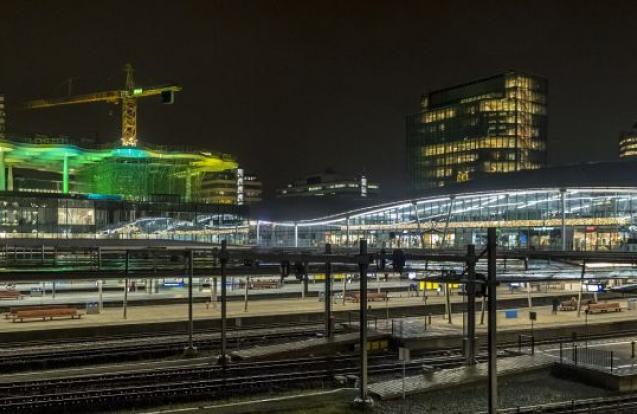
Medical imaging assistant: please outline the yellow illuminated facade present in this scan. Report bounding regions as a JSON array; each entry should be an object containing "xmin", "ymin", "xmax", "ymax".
[
  {"xmin": 407, "ymin": 71, "xmax": 548, "ymax": 191},
  {"xmin": 619, "ymin": 124, "xmax": 637, "ymax": 158}
]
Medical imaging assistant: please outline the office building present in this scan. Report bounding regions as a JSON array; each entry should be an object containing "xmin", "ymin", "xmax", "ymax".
[
  {"xmin": 276, "ymin": 170, "xmax": 379, "ymax": 199},
  {"xmin": 199, "ymin": 169, "xmax": 262, "ymax": 205},
  {"xmin": 619, "ymin": 122, "xmax": 637, "ymax": 158},
  {"xmin": 406, "ymin": 71, "xmax": 548, "ymax": 191}
]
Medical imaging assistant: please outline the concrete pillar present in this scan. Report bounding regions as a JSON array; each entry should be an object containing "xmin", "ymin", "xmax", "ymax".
[
  {"xmin": 98, "ymin": 280, "xmax": 103, "ymax": 313},
  {"xmin": 560, "ymin": 189, "xmax": 567, "ymax": 251},
  {"xmin": 0, "ymin": 151, "xmax": 5, "ymax": 191},
  {"xmin": 577, "ymin": 260, "xmax": 586, "ymax": 317},
  {"xmin": 185, "ymin": 172, "xmax": 192, "ymax": 202},
  {"xmin": 7, "ymin": 165, "xmax": 13, "ymax": 191},
  {"xmin": 123, "ymin": 251, "xmax": 129, "ymax": 319},
  {"xmin": 244, "ymin": 276, "xmax": 249, "ymax": 312},
  {"xmin": 212, "ymin": 276, "xmax": 218, "ymax": 309},
  {"xmin": 62, "ymin": 154, "xmax": 69, "ymax": 194}
]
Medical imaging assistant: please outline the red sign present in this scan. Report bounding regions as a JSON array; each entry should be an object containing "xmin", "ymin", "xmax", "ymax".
[{"xmin": 585, "ymin": 226, "xmax": 597, "ymax": 233}]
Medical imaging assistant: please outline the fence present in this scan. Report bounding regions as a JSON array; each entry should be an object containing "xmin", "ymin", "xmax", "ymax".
[{"xmin": 560, "ymin": 343, "xmax": 614, "ymax": 372}]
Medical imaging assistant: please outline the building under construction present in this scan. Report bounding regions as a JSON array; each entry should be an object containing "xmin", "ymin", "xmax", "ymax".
[
  {"xmin": 0, "ymin": 135, "xmax": 238, "ymax": 202},
  {"xmin": 0, "ymin": 67, "xmax": 254, "ymax": 242}
]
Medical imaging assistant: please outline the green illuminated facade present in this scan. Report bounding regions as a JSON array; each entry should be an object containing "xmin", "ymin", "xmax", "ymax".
[{"xmin": 0, "ymin": 137, "xmax": 237, "ymax": 202}]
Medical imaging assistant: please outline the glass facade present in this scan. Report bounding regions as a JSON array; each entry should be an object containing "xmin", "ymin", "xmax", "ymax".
[
  {"xmin": 257, "ymin": 188, "xmax": 637, "ymax": 251},
  {"xmin": 3, "ymin": 186, "xmax": 637, "ymax": 253},
  {"xmin": 407, "ymin": 71, "xmax": 547, "ymax": 191}
]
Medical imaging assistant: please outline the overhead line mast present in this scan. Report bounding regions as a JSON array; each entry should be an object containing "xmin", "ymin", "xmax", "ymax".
[{"xmin": 18, "ymin": 64, "xmax": 182, "ymax": 147}]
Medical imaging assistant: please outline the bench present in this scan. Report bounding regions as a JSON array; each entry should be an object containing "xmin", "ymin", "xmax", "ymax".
[
  {"xmin": 350, "ymin": 292, "xmax": 388, "ymax": 303},
  {"xmin": 251, "ymin": 280, "xmax": 279, "ymax": 289},
  {"xmin": 5, "ymin": 304, "xmax": 74, "ymax": 319},
  {"xmin": 560, "ymin": 297, "xmax": 578, "ymax": 311},
  {"xmin": 10, "ymin": 306, "xmax": 82, "ymax": 323},
  {"xmin": 0, "ymin": 290, "xmax": 22, "ymax": 300},
  {"xmin": 586, "ymin": 302, "xmax": 621, "ymax": 314}
]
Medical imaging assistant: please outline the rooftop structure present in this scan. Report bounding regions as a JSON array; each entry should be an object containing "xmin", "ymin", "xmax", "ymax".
[
  {"xmin": 0, "ymin": 136, "xmax": 237, "ymax": 200},
  {"xmin": 276, "ymin": 170, "xmax": 378, "ymax": 199},
  {"xmin": 406, "ymin": 71, "xmax": 548, "ymax": 192}
]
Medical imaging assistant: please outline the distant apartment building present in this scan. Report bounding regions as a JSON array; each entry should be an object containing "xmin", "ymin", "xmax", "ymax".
[
  {"xmin": 406, "ymin": 71, "xmax": 548, "ymax": 191},
  {"xmin": 200, "ymin": 168, "xmax": 262, "ymax": 205},
  {"xmin": 619, "ymin": 123, "xmax": 637, "ymax": 158},
  {"xmin": 276, "ymin": 170, "xmax": 379, "ymax": 199}
]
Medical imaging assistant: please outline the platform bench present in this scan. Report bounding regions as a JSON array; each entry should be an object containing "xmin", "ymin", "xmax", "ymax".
[
  {"xmin": 586, "ymin": 302, "xmax": 621, "ymax": 314},
  {"xmin": 11, "ymin": 307, "xmax": 82, "ymax": 323},
  {"xmin": 560, "ymin": 298, "xmax": 578, "ymax": 311},
  {"xmin": 252, "ymin": 280, "xmax": 279, "ymax": 289},
  {"xmin": 5, "ymin": 305, "xmax": 75, "ymax": 319},
  {"xmin": 351, "ymin": 292, "xmax": 388, "ymax": 303},
  {"xmin": 0, "ymin": 290, "xmax": 22, "ymax": 300}
]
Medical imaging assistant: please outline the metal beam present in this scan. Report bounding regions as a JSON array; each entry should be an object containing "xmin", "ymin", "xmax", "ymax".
[
  {"xmin": 325, "ymin": 243, "xmax": 332, "ymax": 338},
  {"xmin": 184, "ymin": 250, "xmax": 197, "ymax": 356},
  {"xmin": 487, "ymin": 227, "xmax": 498, "ymax": 414},
  {"xmin": 466, "ymin": 244, "xmax": 476, "ymax": 366},
  {"xmin": 356, "ymin": 239, "xmax": 371, "ymax": 406},
  {"xmin": 219, "ymin": 240, "xmax": 229, "ymax": 366}
]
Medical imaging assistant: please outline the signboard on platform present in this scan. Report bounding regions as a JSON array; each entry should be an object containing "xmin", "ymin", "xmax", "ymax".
[{"xmin": 399, "ymin": 347, "xmax": 411, "ymax": 363}]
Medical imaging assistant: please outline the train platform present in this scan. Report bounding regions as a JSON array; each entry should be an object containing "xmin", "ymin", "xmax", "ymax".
[
  {"xmin": 368, "ymin": 353, "xmax": 553, "ymax": 400},
  {"xmin": 231, "ymin": 331, "xmax": 389, "ymax": 361},
  {"xmin": 0, "ymin": 279, "xmax": 416, "ymax": 310},
  {"xmin": 0, "ymin": 289, "xmax": 580, "ymax": 341},
  {"xmin": 0, "ymin": 355, "xmax": 215, "ymax": 384},
  {"xmin": 381, "ymin": 297, "xmax": 637, "ymax": 353}
]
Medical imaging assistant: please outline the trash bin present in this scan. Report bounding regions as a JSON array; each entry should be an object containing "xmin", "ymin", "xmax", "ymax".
[
  {"xmin": 628, "ymin": 298, "xmax": 637, "ymax": 311},
  {"xmin": 86, "ymin": 302, "xmax": 99, "ymax": 314},
  {"xmin": 504, "ymin": 309, "xmax": 518, "ymax": 319}
]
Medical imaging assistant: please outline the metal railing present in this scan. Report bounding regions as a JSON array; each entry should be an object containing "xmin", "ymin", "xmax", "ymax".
[{"xmin": 560, "ymin": 342, "xmax": 614, "ymax": 372}]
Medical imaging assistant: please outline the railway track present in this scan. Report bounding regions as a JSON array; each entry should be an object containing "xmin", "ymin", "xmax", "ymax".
[
  {"xmin": 491, "ymin": 394, "xmax": 637, "ymax": 413},
  {"xmin": 0, "ymin": 351, "xmax": 487, "ymax": 413},
  {"xmin": 0, "ymin": 323, "xmax": 337, "ymax": 372}
]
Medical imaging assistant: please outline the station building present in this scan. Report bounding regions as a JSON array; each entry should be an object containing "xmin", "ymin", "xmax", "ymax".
[{"xmin": 252, "ymin": 161, "xmax": 637, "ymax": 251}]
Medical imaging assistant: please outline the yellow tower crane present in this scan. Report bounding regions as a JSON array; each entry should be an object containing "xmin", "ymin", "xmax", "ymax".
[{"xmin": 19, "ymin": 64, "xmax": 182, "ymax": 147}]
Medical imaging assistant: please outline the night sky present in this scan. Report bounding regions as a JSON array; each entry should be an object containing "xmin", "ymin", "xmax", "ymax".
[{"xmin": 1, "ymin": 1, "xmax": 637, "ymax": 198}]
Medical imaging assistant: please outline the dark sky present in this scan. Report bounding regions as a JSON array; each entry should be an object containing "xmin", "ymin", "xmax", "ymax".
[{"xmin": 1, "ymin": 0, "xmax": 637, "ymax": 198}]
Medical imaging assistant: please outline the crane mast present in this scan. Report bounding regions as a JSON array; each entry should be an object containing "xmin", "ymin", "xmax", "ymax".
[{"xmin": 19, "ymin": 64, "xmax": 182, "ymax": 147}]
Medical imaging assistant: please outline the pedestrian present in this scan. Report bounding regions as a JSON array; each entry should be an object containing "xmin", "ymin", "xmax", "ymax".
[{"xmin": 552, "ymin": 297, "xmax": 559, "ymax": 314}]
